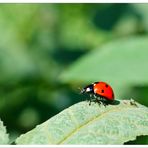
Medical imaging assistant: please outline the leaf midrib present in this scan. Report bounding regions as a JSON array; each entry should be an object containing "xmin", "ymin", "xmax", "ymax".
[{"xmin": 58, "ymin": 104, "xmax": 136, "ymax": 144}]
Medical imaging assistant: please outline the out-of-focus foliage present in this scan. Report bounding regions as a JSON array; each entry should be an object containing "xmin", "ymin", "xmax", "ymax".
[
  {"xmin": 0, "ymin": 4, "xmax": 148, "ymax": 144},
  {"xmin": 61, "ymin": 36, "xmax": 148, "ymax": 98}
]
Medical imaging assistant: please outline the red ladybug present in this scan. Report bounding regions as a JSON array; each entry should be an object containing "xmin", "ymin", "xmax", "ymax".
[{"xmin": 80, "ymin": 81, "xmax": 114, "ymax": 106}]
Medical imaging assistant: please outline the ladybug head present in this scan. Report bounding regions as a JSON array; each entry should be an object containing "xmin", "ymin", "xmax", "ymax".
[{"xmin": 80, "ymin": 84, "xmax": 94, "ymax": 94}]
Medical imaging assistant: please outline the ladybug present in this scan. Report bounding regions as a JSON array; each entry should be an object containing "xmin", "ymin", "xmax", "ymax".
[{"xmin": 80, "ymin": 81, "xmax": 114, "ymax": 106}]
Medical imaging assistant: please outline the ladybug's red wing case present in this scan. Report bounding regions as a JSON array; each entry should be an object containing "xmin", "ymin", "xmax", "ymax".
[{"xmin": 93, "ymin": 82, "xmax": 114, "ymax": 101}]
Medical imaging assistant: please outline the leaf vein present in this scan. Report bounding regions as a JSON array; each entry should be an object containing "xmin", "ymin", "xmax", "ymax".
[{"xmin": 58, "ymin": 105, "xmax": 136, "ymax": 144}]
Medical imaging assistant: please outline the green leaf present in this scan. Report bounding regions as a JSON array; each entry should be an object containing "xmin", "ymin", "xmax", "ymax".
[
  {"xmin": 132, "ymin": 4, "xmax": 148, "ymax": 31},
  {"xmin": 0, "ymin": 119, "xmax": 9, "ymax": 144},
  {"xmin": 15, "ymin": 100, "xmax": 148, "ymax": 144},
  {"xmin": 60, "ymin": 36, "xmax": 148, "ymax": 97}
]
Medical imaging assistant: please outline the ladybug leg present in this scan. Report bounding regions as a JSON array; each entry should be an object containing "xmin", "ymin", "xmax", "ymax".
[
  {"xmin": 93, "ymin": 94, "xmax": 97, "ymax": 103},
  {"xmin": 89, "ymin": 94, "xmax": 97, "ymax": 104},
  {"xmin": 101, "ymin": 99, "xmax": 109, "ymax": 107},
  {"xmin": 93, "ymin": 94, "xmax": 97, "ymax": 101},
  {"xmin": 94, "ymin": 95, "xmax": 101, "ymax": 105},
  {"xmin": 96, "ymin": 99, "xmax": 101, "ymax": 105},
  {"xmin": 89, "ymin": 100, "xmax": 91, "ymax": 106},
  {"xmin": 98, "ymin": 97, "xmax": 106, "ymax": 107},
  {"xmin": 102, "ymin": 101, "xmax": 107, "ymax": 107},
  {"xmin": 99, "ymin": 97, "xmax": 104, "ymax": 106},
  {"xmin": 88, "ymin": 94, "xmax": 94, "ymax": 105},
  {"xmin": 86, "ymin": 94, "xmax": 92, "ymax": 105},
  {"xmin": 93, "ymin": 94, "xmax": 97, "ymax": 98}
]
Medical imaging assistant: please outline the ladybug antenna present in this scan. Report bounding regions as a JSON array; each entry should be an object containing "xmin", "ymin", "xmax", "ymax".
[
  {"xmin": 78, "ymin": 87, "xmax": 81, "ymax": 91},
  {"xmin": 78, "ymin": 87, "xmax": 85, "ymax": 94},
  {"xmin": 78, "ymin": 87, "xmax": 81, "ymax": 90},
  {"xmin": 78, "ymin": 87, "xmax": 83, "ymax": 94}
]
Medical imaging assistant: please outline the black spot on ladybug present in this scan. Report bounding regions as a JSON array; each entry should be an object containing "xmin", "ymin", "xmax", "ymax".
[
  {"xmin": 105, "ymin": 84, "xmax": 108, "ymax": 87},
  {"xmin": 101, "ymin": 89, "xmax": 104, "ymax": 93}
]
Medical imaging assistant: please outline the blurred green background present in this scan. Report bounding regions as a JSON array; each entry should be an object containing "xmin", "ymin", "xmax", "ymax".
[{"xmin": 0, "ymin": 3, "xmax": 148, "ymax": 144}]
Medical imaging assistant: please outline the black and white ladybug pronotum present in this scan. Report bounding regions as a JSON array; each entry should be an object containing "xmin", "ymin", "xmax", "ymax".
[{"xmin": 80, "ymin": 81, "xmax": 115, "ymax": 106}]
